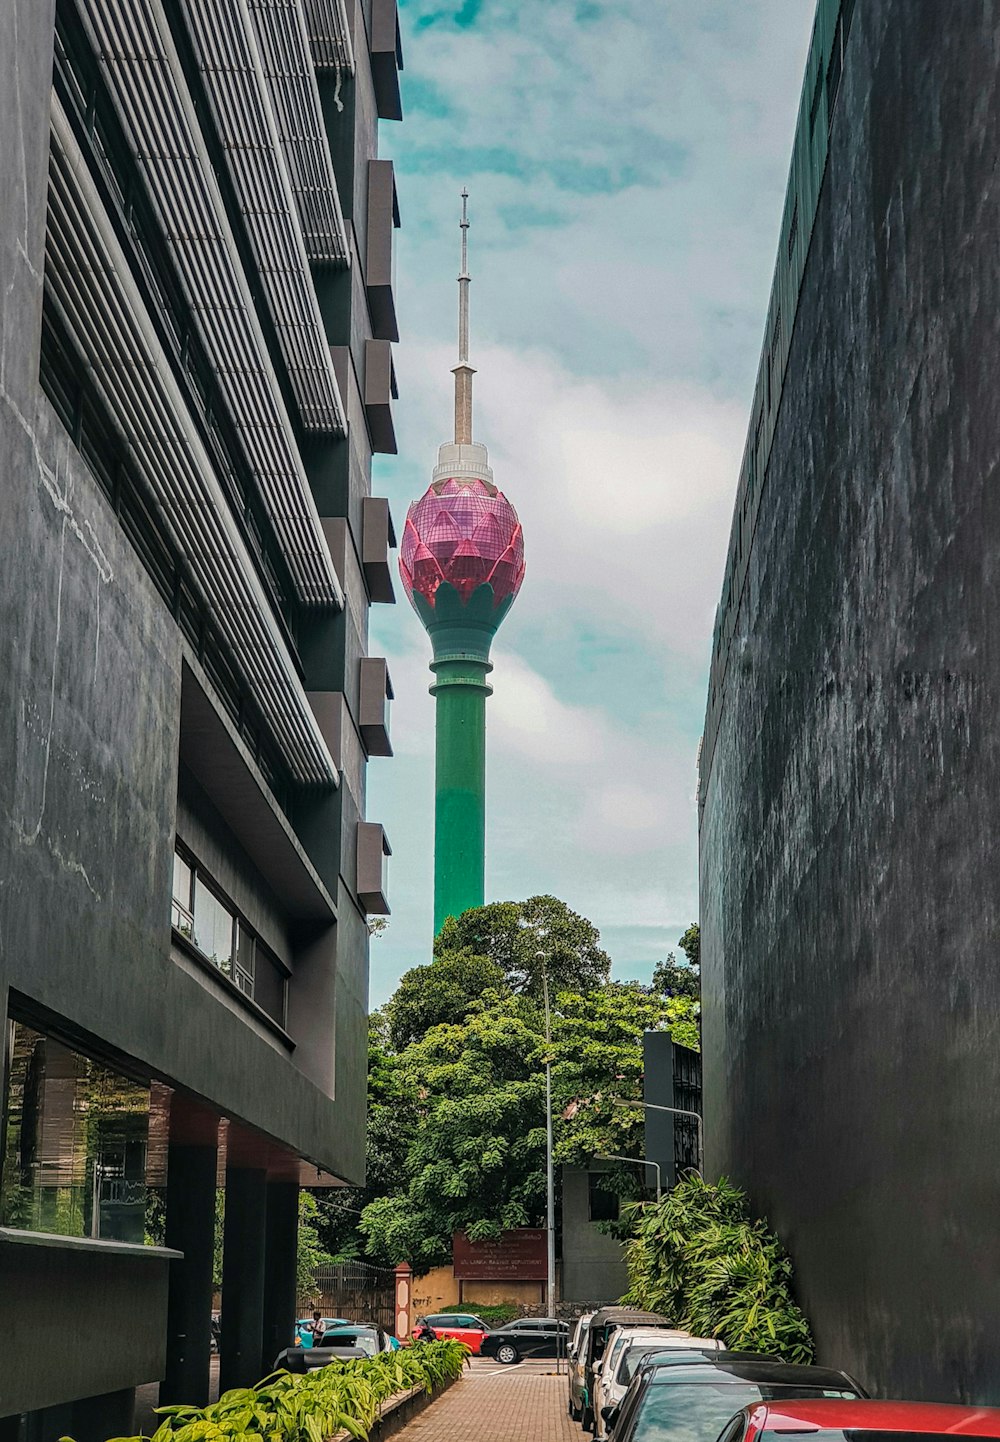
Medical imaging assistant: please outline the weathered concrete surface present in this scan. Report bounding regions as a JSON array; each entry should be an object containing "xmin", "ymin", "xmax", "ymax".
[{"xmin": 701, "ymin": 0, "xmax": 1000, "ymax": 1404}]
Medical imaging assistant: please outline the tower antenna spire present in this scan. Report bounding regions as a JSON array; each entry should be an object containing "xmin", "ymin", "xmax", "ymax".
[{"xmin": 453, "ymin": 187, "xmax": 475, "ymax": 444}]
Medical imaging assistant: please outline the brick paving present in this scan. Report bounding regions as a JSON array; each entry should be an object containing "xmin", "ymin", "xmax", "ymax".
[{"xmin": 395, "ymin": 1359, "xmax": 578, "ymax": 1442}]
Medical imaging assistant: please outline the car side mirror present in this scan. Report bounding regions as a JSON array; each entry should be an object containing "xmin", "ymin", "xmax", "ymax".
[{"xmin": 602, "ymin": 1405, "xmax": 619, "ymax": 1426}]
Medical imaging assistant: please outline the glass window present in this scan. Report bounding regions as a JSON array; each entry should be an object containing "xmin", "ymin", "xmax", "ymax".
[
  {"xmin": 174, "ymin": 847, "xmax": 289, "ymax": 1020},
  {"xmin": 171, "ymin": 852, "xmax": 193, "ymax": 937},
  {"xmin": 1, "ymin": 1021, "xmax": 151, "ymax": 1245},
  {"xmin": 193, "ymin": 880, "xmax": 234, "ymax": 978},
  {"xmin": 234, "ymin": 920, "xmax": 255, "ymax": 997},
  {"xmin": 589, "ymin": 1172, "xmax": 619, "ymax": 1222}
]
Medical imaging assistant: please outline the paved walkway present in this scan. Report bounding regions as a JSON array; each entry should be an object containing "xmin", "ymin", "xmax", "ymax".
[{"xmin": 396, "ymin": 1359, "xmax": 578, "ymax": 1442}]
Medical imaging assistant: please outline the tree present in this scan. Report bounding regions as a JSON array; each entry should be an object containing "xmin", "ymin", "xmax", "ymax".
[
  {"xmin": 386, "ymin": 949, "xmax": 507, "ymax": 1051},
  {"xmin": 678, "ymin": 922, "xmax": 700, "ymax": 970},
  {"xmin": 652, "ymin": 922, "xmax": 700, "ymax": 1000},
  {"xmin": 347, "ymin": 903, "xmax": 701, "ymax": 1272},
  {"xmin": 359, "ymin": 993, "xmax": 547, "ymax": 1271},
  {"xmin": 553, "ymin": 982, "xmax": 699, "ymax": 1174},
  {"xmin": 434, "ymin": 896, "xmax": 611, "ymax": 999},
  {"xmin": 297, "ymin": 1191, "xmax": 334, "ymax": 1298}
]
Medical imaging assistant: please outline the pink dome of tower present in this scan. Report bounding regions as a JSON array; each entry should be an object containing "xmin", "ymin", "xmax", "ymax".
[{"xmin": 399, "ymin": 476, "xmax": 525, "ymax": 610}]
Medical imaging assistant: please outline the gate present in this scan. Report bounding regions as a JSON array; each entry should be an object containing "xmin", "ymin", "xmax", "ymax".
[{"xmin": 311, "ymin": 1260, "xmax": 396, "ymax": 1335}]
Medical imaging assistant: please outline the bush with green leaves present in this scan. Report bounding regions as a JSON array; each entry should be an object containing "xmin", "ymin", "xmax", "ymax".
[
  {"xmin": 73, "ymin": 1340, "xmax": 468, "ymax": 1442},
  {"xmin": 466, "ymin": 1303, "xmax": 520, "ymax": 1326},
  {"xmin": 621, "ymin": 1175, "xmax": 814, "ymax": 1363}
]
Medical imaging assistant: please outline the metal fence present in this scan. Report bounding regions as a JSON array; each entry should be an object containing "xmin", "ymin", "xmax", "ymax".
[{"xmin": 310, "ymin": 1260, "xmax": 396, "ymax": 1334}]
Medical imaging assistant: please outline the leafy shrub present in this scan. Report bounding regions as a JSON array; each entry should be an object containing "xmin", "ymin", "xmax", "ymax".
[
  {"xmin": 621, "ymin": 1175, "xmax": 814, "ymax": 1363},
  {"xmin": 72, "ymin": 1340, "xmax": 468, "ymax": 1442},
  {"xmin": 468, "ymin": 1303, "xmax": 520, "ymax": 1326}
]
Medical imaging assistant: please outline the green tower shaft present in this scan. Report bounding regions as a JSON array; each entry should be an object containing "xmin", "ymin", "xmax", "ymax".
[
  {"xmin": 430, "ymin": 655, "xmax": 491, "ymax": 933},
  {"xmin": 415, "ymin": 586, "xmax": 511, "ymax": 935}
]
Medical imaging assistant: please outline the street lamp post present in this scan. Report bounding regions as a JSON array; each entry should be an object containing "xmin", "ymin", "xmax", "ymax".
[
  {"xmin": 596, "ymin": 1152, "xmax": 662, "ymax": 1205},
  {"xmin": 541, "ymin": 966, "xmax": 556, "ymax": 1324},
  {"xmin": 615, "ymin": 1100, "xmax": 705, "ymax": 1177}
]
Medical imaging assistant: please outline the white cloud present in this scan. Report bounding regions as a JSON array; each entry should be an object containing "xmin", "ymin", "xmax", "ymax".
[{"xmin": 488, "ymin": 650, "xmax": 611, "ymax": 765}]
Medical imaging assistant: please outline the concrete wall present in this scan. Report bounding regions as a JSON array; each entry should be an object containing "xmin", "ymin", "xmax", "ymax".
[
  {"xmin": 0, "ymin": 1233, "xmax": 173, "ymax": 1415},
  {"xmin": 700, "ymin": 0, "xmax": 1000, "ymax": 1404},
  {"xmin": 560, "ymin": 1167, "xmax": 627, "ymax": 1306}
]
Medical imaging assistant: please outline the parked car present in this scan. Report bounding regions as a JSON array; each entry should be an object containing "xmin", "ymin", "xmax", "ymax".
[
  {"xmin": 422, "ymin": 1312, "xmax": 491, "ymax": 1354},
  {"xmin": 721, "ymin": 1398, "xmax": 1000, "ymax": 1442},
  {"xmin": 481, "ymin": 1316, "xmax": 571, "ymax": 1365},
  {"xmin": 568, "ymin": 1314, "xmax": 595, "ymax": 1421},
  {"xmin": 601, "ymin": 1354, "xmax": 866, "ymax": 1442},
  {"xmin": 276, "ymin": 1323, "xmax": 395, "ymax": 1373},
  {"xmin": 581, "ymin": 1308, "xmax": 676, "ymax": 1431},
  {"xmin": 315, "ymin": 1323, "xmax": 395, "ymax": 1357},
  {"xmin": 293, "ymin": 1316, "xmax": 352, "ymax": 1347},
  {"xmin": 593, "ymin": 1330, "xmax": 724, "ymax": 1440}
]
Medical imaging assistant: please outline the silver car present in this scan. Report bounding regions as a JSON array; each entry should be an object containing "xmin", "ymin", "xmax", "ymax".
[
  {"xmin": 568, "ymin": 1314, "xmax": 594, "ymax": 1421},
  {"xmin": 593, "ymin": 1329, "xmax": 725, "ymax": 1440}
]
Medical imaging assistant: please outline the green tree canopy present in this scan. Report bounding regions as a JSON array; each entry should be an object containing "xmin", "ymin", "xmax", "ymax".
[
  {"xmin": 652, "ymin": 921, "xmax": 701, "ymax": 1000},
  {"xmin": 386, "ymin": 948, "xmax": 507, "ymax": 1052},
  {"xmin": 434, "ymin": 895, "xmax": 611, "ymax": 999},
  {"xmin": 319, "ymin": 906, "xmax": 701, "ymax": 1276},
  {"xmin": 359, "ymin": 993, "xmax": 547, "ymax": 1271}
]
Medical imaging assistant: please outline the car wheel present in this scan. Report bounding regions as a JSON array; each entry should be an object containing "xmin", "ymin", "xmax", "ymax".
[{"xmin": 497, "ymin": 1343, "xmax": 519, "ymax": 1365}]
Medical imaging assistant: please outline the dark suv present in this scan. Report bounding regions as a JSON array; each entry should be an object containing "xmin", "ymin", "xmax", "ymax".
[{"xmin": 480, "ymin": 1317, "xmax": 570, "ymax": 1365}]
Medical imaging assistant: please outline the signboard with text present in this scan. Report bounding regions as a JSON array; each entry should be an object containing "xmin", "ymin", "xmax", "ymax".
[{"xmin": 452, "ymin": 1228, "xmax": 548, "ymax": 1281}]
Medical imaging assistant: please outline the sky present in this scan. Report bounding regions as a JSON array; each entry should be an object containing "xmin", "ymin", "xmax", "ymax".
[{"xmin": 366, "ymin": 0, "xmax": 817, "ymax": 1006}]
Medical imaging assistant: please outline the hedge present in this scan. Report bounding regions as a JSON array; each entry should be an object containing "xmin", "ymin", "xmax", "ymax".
[{"xmin": 70, "ymin": 1339, "xmax": 469, "ymax": 1442}]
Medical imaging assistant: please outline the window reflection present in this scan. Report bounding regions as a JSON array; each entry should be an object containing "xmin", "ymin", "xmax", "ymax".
[
  {"xmin": 194, "ymin": 883, "xmax": 234, "ymax": 977},
  {"xmin": 1, "ymin": 1022, "xmax": 150, "ymax": 1244}
]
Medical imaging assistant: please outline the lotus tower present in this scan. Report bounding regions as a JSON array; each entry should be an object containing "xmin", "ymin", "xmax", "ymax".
[{"xmin": 398, "ymin": 193, "xmax": 526, "ymax": 934}]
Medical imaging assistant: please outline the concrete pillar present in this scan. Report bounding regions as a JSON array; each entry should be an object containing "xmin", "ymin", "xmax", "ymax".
[
  {"xmin": 162, "ymin": 1143, "xmax": 219, "ymax": 1405},
  {"xmin": 261, "ymin": 1181, "xmax": 299, "ymax": 1376},
  {"xmin": 69, "ymin": 1389, "xmax": 135, "ymax": 1442},
  {"xmin": 219, "ymin": 1167, "xmax": 268, "ymax": 1391},
  {"xmin": 394, "ymin": 1263, "xmax": 413, "ymax": 1341}
]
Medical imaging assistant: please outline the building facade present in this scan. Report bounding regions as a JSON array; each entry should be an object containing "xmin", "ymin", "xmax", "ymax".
[
  {"xmin": 700, "ymin": 0, "xmax": 1000, "ymax": 1403},
  {"xmin": 0, "ymin": 0, "xmax": 401, "ymax": 1432}
]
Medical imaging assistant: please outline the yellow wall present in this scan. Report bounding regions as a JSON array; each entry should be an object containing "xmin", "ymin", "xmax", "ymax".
[
  {"xmin": 412, "ymin": 1265, "xmax": 460, "ymax": 1314},
  {"xmin": 411, "ymin": 1266, "xmax": 544, "ymax": 1313},
  {"xmin": 462, "ymin": 1280, "xmax": 543, "ymax": 1307}
]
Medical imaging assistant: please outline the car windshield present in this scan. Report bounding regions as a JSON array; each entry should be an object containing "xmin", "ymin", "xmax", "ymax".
[
  {"xmin": 606, "ymin": 1336, "xmax": 633, "ymax": 1373},
  {"xmin": 632, "ymin": 1384, "xmax": 859, "ymax": 1442},
  {"xmin": 621, "ymin": 1345, "xmax": 697, "ymax": 1384}
]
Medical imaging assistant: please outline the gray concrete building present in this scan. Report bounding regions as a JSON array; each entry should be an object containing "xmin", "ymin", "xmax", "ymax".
[
  {"xmin": 700, "ymin": 0, "xmax": 1000, "ymax": 1404},
  {"xmin": 560, "ymin": 1165, "xmax": 629, "ymax": 1307},
  {"xmin": 0, "ymin": 0, "xmax": 401, "ymax": 1432}
]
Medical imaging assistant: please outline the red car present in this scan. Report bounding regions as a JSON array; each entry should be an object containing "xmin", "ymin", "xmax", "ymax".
[
  {"xmin": 422, "ymin": 1312, "xmax": 490, "ymax": 1354},
  {"xmin": 729, "ymin": 1397, "xmax": 1000, "ymax": 1442}
]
